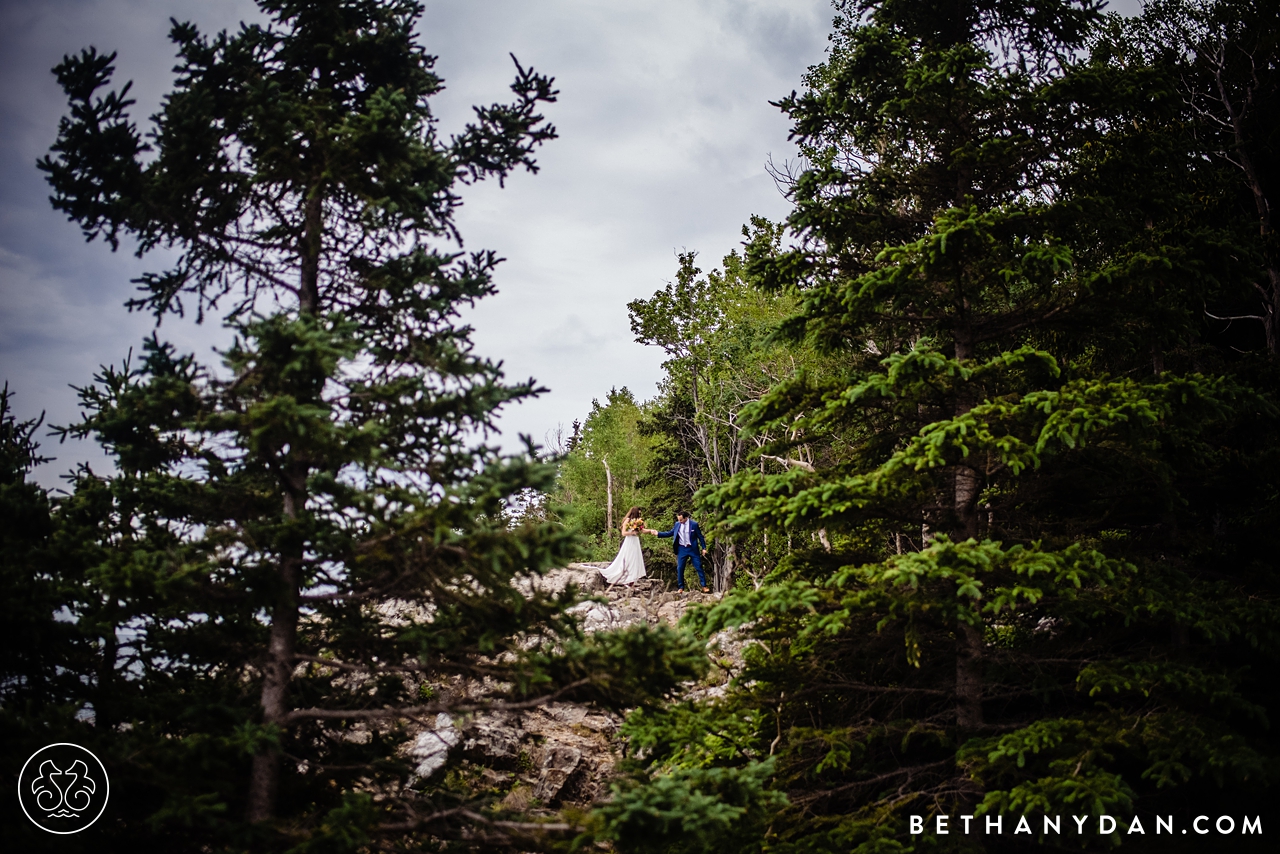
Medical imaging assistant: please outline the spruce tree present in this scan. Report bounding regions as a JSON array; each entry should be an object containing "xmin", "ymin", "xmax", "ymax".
[
  {"xmin": 0, "ymin": 387, "xmax": 78, "ymax": 717},
  {"xmin": 27, "ymin": 1, "xmax": 700, "ymax": 849},
  {"xmin": 601, "ymin": 1, "xmax": 1280, "ymax": 851}
]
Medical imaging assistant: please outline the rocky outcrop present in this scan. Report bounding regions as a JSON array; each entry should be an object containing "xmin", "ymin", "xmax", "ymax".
[{"xmin": 406, "ymin": 563, "xmax": 742, "ymax": 810}]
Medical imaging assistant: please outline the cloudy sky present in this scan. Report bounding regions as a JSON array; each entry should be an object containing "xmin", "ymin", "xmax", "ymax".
[
  {"xmin": 0, "ymin": 0, "xmax": 1139, "ymax": 487},
  {"xmin": 0, "ymin": 0, "xmax": 835, "ymax": 485}
]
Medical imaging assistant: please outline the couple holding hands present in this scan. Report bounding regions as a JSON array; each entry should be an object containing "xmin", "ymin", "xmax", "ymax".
[{"xmin": 598, "ymin": 506, "xmax": 710, "ymax": 593}]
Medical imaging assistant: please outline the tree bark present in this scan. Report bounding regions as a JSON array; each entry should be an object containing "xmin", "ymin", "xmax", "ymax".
[
  {"xmin": 247, "ymin": 188, "xmax": 322, "ymax": 823},
  {"xmin": 954, "ymin": 466, "xmax": 980, "ymax": 538},
  {"xmin": 952, "ymin": 332, "xmax": 984, "ymax": 728},
  {"xmin": 603, "ymin": 455, "xmax": 613, "ymax": 537},
  {"xmin": 688, "ymin": 363, "xmax": 720, "ymax": 484},
  {"xmin": 716, "ymin": 539, "xmax": 736, "ymax": 593},
  {"xmin": 955, "ymin": 622, "xmax": 984, "ymax": 729},
  {"xmin": 952, "ymin": 335, "xmax": 981, "ymax": 539},
  {"xmin": 298, "ymin": 181, "xmax": 323, "ymax": 314},
  {"xmin": 247, "ymin": 482, "xmax": 305, "ymax": 823},
  {"xmin": 95, "ymin": 618, "xmax": 119, "ymax": 731}
]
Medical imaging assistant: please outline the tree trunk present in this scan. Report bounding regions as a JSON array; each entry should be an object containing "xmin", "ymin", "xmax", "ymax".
[
  {"xmin": 603, "ymin": 455, "xmax": 613, "ymax": 537},
  {"xmin": 689, "ymin": 363, "xmax": 719, "ymax": 481},
  {"xmin": 954, "ymin": 466, "xmax": 980, "ymax": 538},
  {"xmin": 247, "ymin": 192, "xmax": 322, "ymax": 822},
  {"xmin": 955, "ymin": 622, "xmax": 984, "ymax": 729},
  {"xmin": 247, "ymin": 481, "xmax": 305, "ymax": 823},
  {"xmin": 1263, "ymin": 268, "xmax": 1279, "ymax": 357},
  {"xmin": 716, "ymin": 539, "xmax": 736, "ymax": 593},
  {"xmin": 952, "ymin": 332, "xmax": 984, "ymax": 728},
  {"xmin": 952, "ymin": 369, "xmax": 980, "ymax": 540},
  {"xmin": 298, "ymin": 192, "xmax": 322, "ymax": 314},
  {"xmin": 95, "ymin": 618, "xmax": 119, "ymax": 731}
]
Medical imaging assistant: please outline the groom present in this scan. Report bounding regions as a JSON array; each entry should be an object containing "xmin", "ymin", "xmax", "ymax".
[{"xmin": 657, "ymin": 511, "xmax": 708, "ymax": 593}]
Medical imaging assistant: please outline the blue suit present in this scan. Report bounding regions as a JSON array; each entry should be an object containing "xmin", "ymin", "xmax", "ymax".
[{"xmin": 657, "ymin": 518, "xmax": 707, "ymax": 589}]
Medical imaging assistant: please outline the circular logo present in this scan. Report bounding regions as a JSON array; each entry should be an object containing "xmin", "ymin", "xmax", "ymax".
[{"xmin": 18, "ymin": 743, "xmax": 109, "ymax": 834}]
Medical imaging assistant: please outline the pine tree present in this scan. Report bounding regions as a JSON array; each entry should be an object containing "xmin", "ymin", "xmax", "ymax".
[
  {"xmin": 601, "ymin": 1, "xmax": 1280, "ymax": 851},
  {"xmin": 28, "ymin": 1, "xmax": 701, "ymax": 849},
  {"xmin": 0, "ymin": 387, "xmax": 80, "ymax": 719}
]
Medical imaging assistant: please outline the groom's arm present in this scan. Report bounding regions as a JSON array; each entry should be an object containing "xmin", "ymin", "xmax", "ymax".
[
  {"xmin": 655, "ymin": 524, "xmax": 675, "ymax": 539},
  {"xmin": 692, "ymin": 523, "xmax": 707, "ymax": 551}
]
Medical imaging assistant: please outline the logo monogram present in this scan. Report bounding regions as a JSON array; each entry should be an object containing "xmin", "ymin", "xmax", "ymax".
[{"xmin": 18, "ymin": 743, "xmax": 109, "ymax": 834}]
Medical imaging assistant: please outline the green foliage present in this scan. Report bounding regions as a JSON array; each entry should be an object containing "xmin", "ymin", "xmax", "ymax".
[
  {"xmin": 629, "ymin": 235, "xmax": 836, "ymax": 591},
  {"xmin": 620, "ymin": 702, "xmax": 771, "ymax": 769},
  {"xmin": 0, "ymin": 386, "xmax": 70, "ymax": 709},
  {"xmin": 552, "ymin": 386, "xmax": 658, "ymax": 543},
  {"xmin": 528, "ymin": 623, "xmax": 709, "ymax": 709},
  {"xmin": 587, "ymin": 760, "xmax": 786, "ymax": 854},
  {"xmin": 597, "ymin": 1, "xmax": 1280, "ymax": 851}
]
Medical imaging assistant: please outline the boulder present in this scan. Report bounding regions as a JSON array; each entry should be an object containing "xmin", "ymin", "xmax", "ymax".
[
  {"xmin": 410, "ymin": 713, "xmax": 461, "ymax": 778},
  {"xmin": 460, "ymin": 713, "xmax": 527, "ymax": 770},
  {"xmin": 531, "ymin": 746, "xmax": 583, "ymax": 805}
]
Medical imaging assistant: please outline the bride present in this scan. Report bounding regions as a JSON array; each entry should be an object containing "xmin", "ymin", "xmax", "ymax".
[{"xmin": 599, "ymin": 506, "xmax": 656, "ymax": 586}]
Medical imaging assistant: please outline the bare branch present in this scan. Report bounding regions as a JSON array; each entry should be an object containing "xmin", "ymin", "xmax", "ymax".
[
  {"xmin": 761, "ymin": 454, "xmax": 816, "ymax": 472},
  {"xmin": 1204, "ymin": 308, "xmax": 1265, "ymax": 322},
  {"xmin": 285, "ymin": 678, "xmax": 591, "ymax": 723}
]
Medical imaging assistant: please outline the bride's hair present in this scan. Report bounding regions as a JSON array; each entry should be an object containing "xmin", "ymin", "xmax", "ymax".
[{"xmin": 623, "ymin": 506, "xmax": 642, "ymax": 522}]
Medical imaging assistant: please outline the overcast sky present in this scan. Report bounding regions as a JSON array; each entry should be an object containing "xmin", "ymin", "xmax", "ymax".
[{"xmin": 0, "ymin": 0, "xmax": 1139, "ymax": 487}]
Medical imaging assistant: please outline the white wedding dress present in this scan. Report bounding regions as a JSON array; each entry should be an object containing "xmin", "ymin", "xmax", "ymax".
[{"xmin": 600, "ymin": 533, "xmax": 646, "ymax": 585}]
